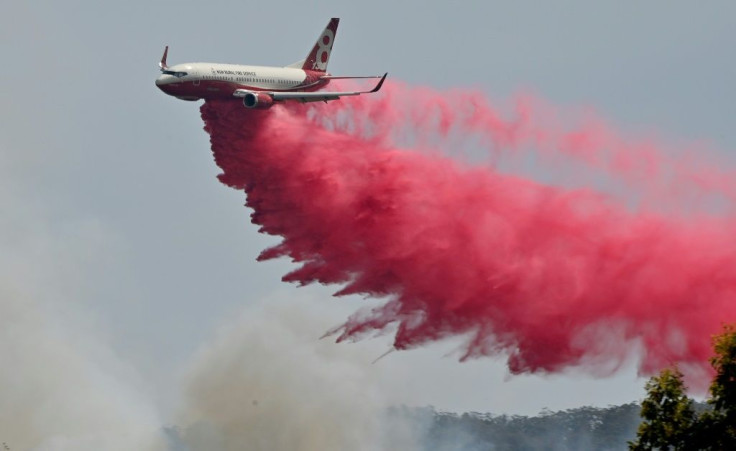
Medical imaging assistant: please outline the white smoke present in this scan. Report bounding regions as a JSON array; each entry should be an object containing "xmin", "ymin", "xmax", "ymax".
[
  {"xmin": 175, "ymin": 294, "xmax": 419, "ymax": 451},
  {"xmin": 0, "ymin": 291, "xmax": 166, "ymax": 450},
  {"xmin": 0, "ymin": 138, "xmax": 420, "ymax": 450},
  {"xmin": 0, "ymin": 142, "xmax": 166, "ymax": 451}
]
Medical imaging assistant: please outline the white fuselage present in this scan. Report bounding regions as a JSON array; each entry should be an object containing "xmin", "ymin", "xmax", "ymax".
[{"xmin": 155, "ymin": 62, "xmax": 327, "ymax": 101}]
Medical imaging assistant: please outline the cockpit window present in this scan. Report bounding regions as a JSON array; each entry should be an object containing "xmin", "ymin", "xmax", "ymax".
[{"xmin": 162, "ymin": 70, "xmax": 188, "ymax": 78}]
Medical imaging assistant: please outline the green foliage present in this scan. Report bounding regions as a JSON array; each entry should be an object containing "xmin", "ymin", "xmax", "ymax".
[
  {"xmin": 709, "ymin": 324, "xmax": 736, "ymax": 417},
  {"xmin": 628, "ymin": 368, "xmax": 694, "ymax": 450},
  {"xmin": 696, "ymin": 324, "xmax": 736, "ymax": 450},
  {"xmin": 629, "ymin": 324, "xmax": 736, "ymax": 450}
]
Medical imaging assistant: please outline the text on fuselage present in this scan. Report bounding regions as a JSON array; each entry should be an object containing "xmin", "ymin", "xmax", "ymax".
[{"xmin": 211, "ymin": 68, "xmax": 257, "ymax": 76}]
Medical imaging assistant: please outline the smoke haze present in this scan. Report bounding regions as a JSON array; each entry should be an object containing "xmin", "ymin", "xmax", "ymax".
[
  {"xmin": 0, "ymin": 147, "xmax": 166, "ymax": 450},
  {"xmin": 175, "ymin": 296, "xmax": 417, "ymax": 451}
]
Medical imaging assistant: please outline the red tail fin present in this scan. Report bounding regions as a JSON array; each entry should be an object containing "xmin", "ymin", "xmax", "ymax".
[{"xmin": 302, "ymin": 18, "xmax": 339, "ymax": 73}]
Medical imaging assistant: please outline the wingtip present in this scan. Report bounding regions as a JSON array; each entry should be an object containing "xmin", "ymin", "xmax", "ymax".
[
  {"xmin": 159, "ymin": 45, "xmax": 169, "ymax": 70},
  {"xmin": 370, "ymin": 72, "xmax": 388, "ymax": 93}
]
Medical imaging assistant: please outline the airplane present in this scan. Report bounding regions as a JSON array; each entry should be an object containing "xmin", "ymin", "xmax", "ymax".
[{"xmin": 155, "ymin": 18, "xmax": 387, "ymax": 109}]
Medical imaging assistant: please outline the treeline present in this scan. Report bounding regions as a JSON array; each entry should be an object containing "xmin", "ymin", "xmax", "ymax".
[
  {"xmin": 391, "ymin": 324, "xmax": 736, "ymax": 451},
  {"xmin": 163, "ymin": 326, "xmax": 736, "ymax": 450},
  {"xmin": 388, "ymin": 403, "xmax": 645, "ymax": 451}
]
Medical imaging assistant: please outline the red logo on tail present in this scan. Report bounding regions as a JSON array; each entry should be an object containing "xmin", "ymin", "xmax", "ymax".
[{"xmin": 303, "ymin": 18, "xmax": 339, "ymax": 73}]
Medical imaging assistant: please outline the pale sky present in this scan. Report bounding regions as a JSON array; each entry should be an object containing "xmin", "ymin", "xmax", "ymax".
[{"xmin": 2, "ymin": 1, "xmax": 735, "ymax": 449}]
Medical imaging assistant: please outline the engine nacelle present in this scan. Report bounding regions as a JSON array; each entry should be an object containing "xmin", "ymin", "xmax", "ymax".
[{"xmin": 243, "ymin": 92, "xmax": 274, "ymax": 109}]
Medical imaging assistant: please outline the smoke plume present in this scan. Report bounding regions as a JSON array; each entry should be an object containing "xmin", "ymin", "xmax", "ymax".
[
  {"xmin": 201, "ymin": 82, "xmax": 736, "ymax": 379},
  {"xmin": 0, "ymin": 161, "xmax": 166, "ymax": 450},
  {"xmin": 175, "ymin": 296, "xmax": 418, "ymax": 451}
]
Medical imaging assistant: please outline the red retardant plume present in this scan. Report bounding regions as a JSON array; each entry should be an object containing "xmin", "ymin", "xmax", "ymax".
[{"xmin": 201, "ymin": 82, "xmax": 736, "ymax": 378}]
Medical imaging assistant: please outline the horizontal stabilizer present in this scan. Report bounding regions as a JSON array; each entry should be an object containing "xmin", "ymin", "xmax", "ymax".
[{"xmin": 285, "ymin": 59, "xmax": 305, "ymax": 69}]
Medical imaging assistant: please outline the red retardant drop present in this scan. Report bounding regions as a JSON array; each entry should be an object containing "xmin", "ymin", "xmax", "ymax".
[{"xmin": 200, "ymin": 84, "xmax": 736, "ymax": 380}]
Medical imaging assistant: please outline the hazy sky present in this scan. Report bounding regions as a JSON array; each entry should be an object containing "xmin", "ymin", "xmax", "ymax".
[{"xmin": 2, "ymin": 1, "xmax": 736, "ymax": 449}]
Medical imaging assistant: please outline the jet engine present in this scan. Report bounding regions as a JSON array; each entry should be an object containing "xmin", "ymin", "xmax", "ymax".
[{"xmin": 243, "ymin": 92, "xmax": 274, "ymax": 109}]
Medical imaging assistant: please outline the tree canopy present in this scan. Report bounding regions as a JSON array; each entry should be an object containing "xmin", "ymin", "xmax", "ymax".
[{"xmin": 629, "ymin": 325, "xmax": 736, "ymax": 450}]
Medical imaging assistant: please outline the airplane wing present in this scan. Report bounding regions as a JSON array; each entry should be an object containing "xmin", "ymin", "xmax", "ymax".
[{"xmin": 233, "ymin": 73, "xmax": 387, "ymax": 104}]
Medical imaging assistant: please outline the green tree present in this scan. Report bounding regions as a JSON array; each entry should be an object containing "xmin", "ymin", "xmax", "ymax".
[
  {"xmin": 709, "ymin": 325, "xmax": 736, "ymax": 422},
  {"xmin": 630, "ymin": 324, "xmax": 736, "ymax": 450},
  {"xmin": 695, "ymin": 324, "xmax": 736, "ymax": 450},
  {"xmin": 628, "ymin": 367, "xmax": 695, "ymax": 450}
]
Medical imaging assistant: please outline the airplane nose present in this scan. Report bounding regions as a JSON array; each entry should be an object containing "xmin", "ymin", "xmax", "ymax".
[{"xmin": 155, "ymin": 75, "xmax": 172, "ymax": 94}]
